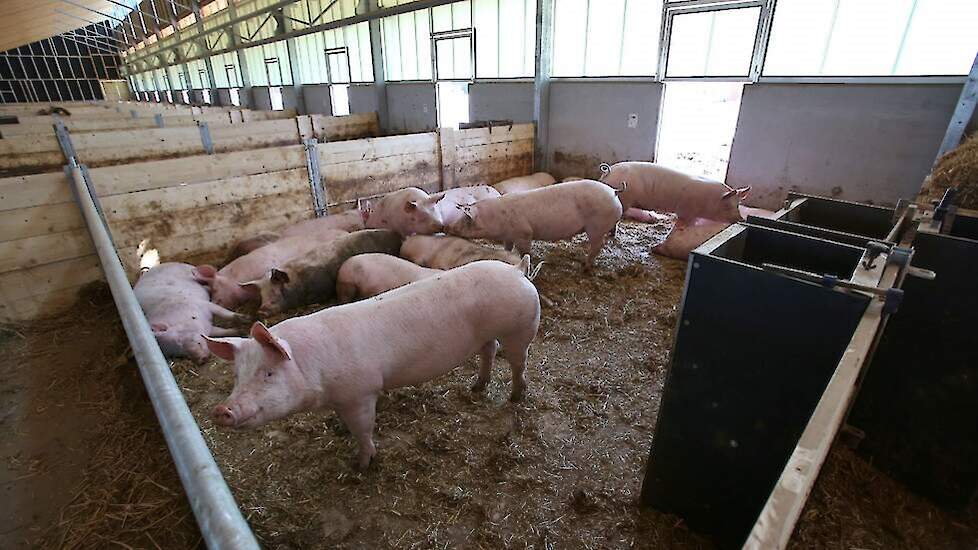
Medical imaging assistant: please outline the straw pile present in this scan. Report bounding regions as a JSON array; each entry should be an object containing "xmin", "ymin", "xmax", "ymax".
[
  {"xmin": 792, "ymin": 446, "xmax": 978, "ymax": 549},
  {"xmin": 171, "ymin": 221, "xmax": 715, "ymax": 549},
  {"xmin": 0, "ymin": 283, "xmax": 200, "ymax": 549},
  {"xmin": 929, "ymin": 132, "xmax": 978, "ymax": 209}
]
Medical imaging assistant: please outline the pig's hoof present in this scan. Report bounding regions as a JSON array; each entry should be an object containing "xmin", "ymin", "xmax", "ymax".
[
  {"xmin": 356, "ymin": 454, "xmax": 375, "ymax": 471},
  {"xmin": 509, "ymin": 389, "xmax": 526, "ymax": 402},
  {"xmin": 470, "ymin": 378, "xmax": 488, "ymax": 392}
]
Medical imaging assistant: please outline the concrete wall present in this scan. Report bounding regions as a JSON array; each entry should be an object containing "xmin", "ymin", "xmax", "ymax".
[
  {"xmin": 281, "ymin": 86, "xmax": 302, "ymax": 113},
  {"xmin": 250, "ymin": 86, "xmax": 272, "ymax": 110},
  {"xmin": 727, "ymin": 83, "xmax": 978, "ymax": 209},
  {"xmin": 303, "ymin": 84, "xmax": 333, "ymax": 115},
  {"xmin": 349, "ymin": 84, "xmax": 381, "ymax": 117},
  {"xmin": 386, "ymin": 82, "xmax": 437, "ymax": 134},
  {"xmin": 469, "ymin": 81, "xmax": 534, "ymax": 123},
  {"xmin": 546, "ymin": 80, "xmax": 663, "ymax": 180}
]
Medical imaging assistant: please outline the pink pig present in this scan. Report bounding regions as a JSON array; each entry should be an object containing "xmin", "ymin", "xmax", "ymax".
[
  {"xmin": 359, "ymin": 187, "xmax": 444, "ymax": 236},
  {"xmin": 224, "ymin": 233, "xmax": 280, "ymax": 265},
  {"xmin": 599, "ymin": 162, "xmax": 750, "ymax": 227},
  {"xmin": 400, "ymin": 234, "xmax": 522, "ymax": 270},
  {"xmin": 652, "ymin": 206, "xmax": 776, "ymax": 260},
  {"xmin": 427, "ymin": 185, "xmax": 501, "ymax": 227},
  {"xmin": 134, "ymin": 262, "xmax": 250, "ymax": 363},
  {"xmin": 280, "ymin": 210, "xmax": 366, "ymax": 238},
  {"xmin": 204, "ymin": 260, "xmax": 541, "ymax": 468},
  {"xmin": 335, "ymin": 253, "xmax": 443, "ymax": 302},
  {"xmin": 194, "ymin": 229, "xmax": 348, "ymax": 310},
  {"xmin": 493, "ymin": 172, "xmax": 556, "ymax": 195},
  {"xmin": 445, "ymin": 179, "xmax": 622, "ymax": 270}
]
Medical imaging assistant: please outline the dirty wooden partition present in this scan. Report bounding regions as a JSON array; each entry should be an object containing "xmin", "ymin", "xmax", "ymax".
[
  {"xmin": 0, "ymin": 121, "xmax": 534, "ymax": 323},
  {"xmin": 320, "ymin": 122, "xmax": 534, "ymax": 210},
  {"xmin": 0, "ymin": 112, "xmax": 378, "ymax": 177}
]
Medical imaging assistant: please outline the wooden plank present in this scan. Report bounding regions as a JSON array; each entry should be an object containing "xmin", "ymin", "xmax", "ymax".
[
  {"xmin": 0, "ymin": 254, "xmax": 103, "ymax": 302},
  {"xmin": 454, "ymin": 139, "xmax": 534, "ymax": 165},
  {"xmin": 0, "ymin": 283, "xmax": 96, "ymax": 323},
  {"xmin": 0, "ymin": 229, "xmax": 93, "ymax": 274},
  {"xmin": 0, "ymin": 202, "xmax": 84, "ymax": 242},
  {"xmin": 324, "ymin": 152, "xmax": 440, "ymax": 204},
  {"xmin": 100, "ymin": 168, "xmax": 309, "ymax": 221},
  {"xmin": 455, "ymin": 123, "xmax": 535, "ymax": 148},
  {"xmin": 311, "ymin": 112, "xmax": 380, "ymax": 141},
  {"xmin": 439, "ymin": 129, "xmax": 456, "ymax": 190},
  {"xmin": 88, "ymin": 145, "xmax": 307, "ymax": 197},
  {"xmin": 318, "ymin": 133, "xmax": 437, "ymax": 165},
  {"xmin": 0, "ymin": 171, "xmax": 71, "ymax": 212},
  {"xmin": 106, "ymin": 189, "xmax": 313, "ymax": 251},
  {"xmin": 72, "ymin": 126, "xmax": 203, "ymax": 150},
  {"xmin": 0, "ymin": 132, "xmax": 61, "ymax": 154},
  {"xmin": 114, "ymin": 210, "xmax": 310, "ymax": 275}
]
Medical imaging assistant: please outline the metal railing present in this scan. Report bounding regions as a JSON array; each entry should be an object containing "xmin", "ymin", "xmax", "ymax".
[{"xmin": 67, "ymin": 160, "xmax": 260, "ymax": 550}]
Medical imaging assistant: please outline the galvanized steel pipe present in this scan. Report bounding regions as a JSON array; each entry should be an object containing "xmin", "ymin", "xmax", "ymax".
[{"xmin": 69, "ymin": 165, "xmax": 260, "ymax": 550}]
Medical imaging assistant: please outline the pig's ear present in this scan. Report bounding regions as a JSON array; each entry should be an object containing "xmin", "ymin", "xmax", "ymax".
[
  {"xmin": 721, "ymin": 189, "xmax": 737, "ymax": 200},
  {"xmin": 202, "ymin": 335, "xmax": 241, "ymax": 361},
  {"xmin": 736, "ymin": 186, "xmax": 751, "ymax": 200},
  {"xmin": 270, "ymin": 268, "xmax": 290, "ymax": 286},
  {"xmin": 239, "ymin": 278, "xmax": 262, "ymax": 289},
  {"xmin": 404, "ymin": 200, "xmax": 419, "ymax": 213},
  {"xmin": 250, "ymin": 322, "xmax": 292, "ymax": 361},
  {"xmin": 193, "ymin": 265, "xmax": 218, "ymax": 283}
]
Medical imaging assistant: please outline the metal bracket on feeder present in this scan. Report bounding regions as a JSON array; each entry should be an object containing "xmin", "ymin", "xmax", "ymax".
[
  {"xmin": 763, "ymin": 262, "xmax": 905, "ymax": 314},
  {"xmin": 862, "ymin": 241, "xmax": 891, "ymax": 270}
]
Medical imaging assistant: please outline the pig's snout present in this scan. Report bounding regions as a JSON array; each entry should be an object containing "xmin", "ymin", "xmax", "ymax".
[{"xmin": 212, "ymin": 404, "xmax": 237, "ymax": 427}]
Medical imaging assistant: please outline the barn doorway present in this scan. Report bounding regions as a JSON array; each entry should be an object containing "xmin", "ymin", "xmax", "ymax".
[{"xmin": 656, "ymin": 81, "xmax": 744, "ymax": 181}]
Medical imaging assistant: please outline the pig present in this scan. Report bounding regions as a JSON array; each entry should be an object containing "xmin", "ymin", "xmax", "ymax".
[
  {"xmin": 194, "ymin": 229, "xmax": 349, "ymax": 310},
  {"xmin": 224, "ymin": 233, "xmax": 280, "ymax": 265},
  {"xmin": 599, "ymin": 161, "xmax": 750, "ymax": 227},
  {"xmin": 400, "ymin": 234, "xmax": 522, "ymax": 270},
  {"xmin": 427, "ymin": 185, "xmax": 502, "ymax": 227},
  {"xmin": 280, "ymin": 209, "xmax": 365, "ymax": 238},
  {"xmin": 204, "ymin": 259, "xmax": 541, "ymax": 468},
  {"xmin": 652, "ymin": 206, "xmax": 776, "ymax": 260},
  {"xmin": 493, "ymin": 172, "xmax": 556, "ymax": 195},
  {"xmin": 336, "ymin": 253, "xmax": 443, "ymax": 302},
  {"xmin": 445, "ymin": 179, "xmax": 622, "ymax": 270},
  {"xmin": 246, "ymin": 229, "xmax": 403, "ymax": 316},
  {"xmin": 134, "ymin": 262, "xmax": 250, "ymax": 363},
  {"xmin": 359, "ymin": 187, "xmax": 444, "ymax": 236}
]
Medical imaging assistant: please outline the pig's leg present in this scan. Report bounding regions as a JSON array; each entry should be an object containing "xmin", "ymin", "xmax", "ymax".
[
  {"xmin": 503, "ymin": 241, "xmax": 514, "ymax": 252},
  {"xmin": 502, "ymin": 344, "xmax": 529, "ymax": 402},
  {"xmin": 470, "ymin": 339, "xmax": 499, "ymax": 392},
  {"xmin": 336, "ymin": 281, "xmax": 358, "ymax": 303},
  {"xmin": 337, "ymin": 395, "xmax": 378, "ymax": 469},
  {"xmin": 514, "ymin": 238, "xmax": 533, "ymax": 256},
  {"xmin": 583, "ymin": 230, "xmax": 608, "ymax": 272},
  {"xmin": 209, "ymin": 303, "xmax": 251, "ymax": 325}
]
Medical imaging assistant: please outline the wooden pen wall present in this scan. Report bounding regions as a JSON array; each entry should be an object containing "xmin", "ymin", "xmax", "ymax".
[{"xmin": 0, "ymin": 121, "xmax": 534, "ymax": 322}]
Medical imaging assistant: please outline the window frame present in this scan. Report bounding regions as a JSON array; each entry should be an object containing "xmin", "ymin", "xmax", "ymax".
[
  {"xmin": 430, "ymin": 28, "xmax": 477, "ymax": 82},
  {"xmin": 658, "ymin": 0, "xmax": 771, "ymax": 82},
  {"xmin": 756, "ymin": 0, "xmax": 978, "ymax": 82}
]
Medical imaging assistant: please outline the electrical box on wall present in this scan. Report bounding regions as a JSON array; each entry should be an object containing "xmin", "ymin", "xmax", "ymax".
[{"xmin": 628, "ymin": 113, "xmax": 639, "ymax": 128}]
